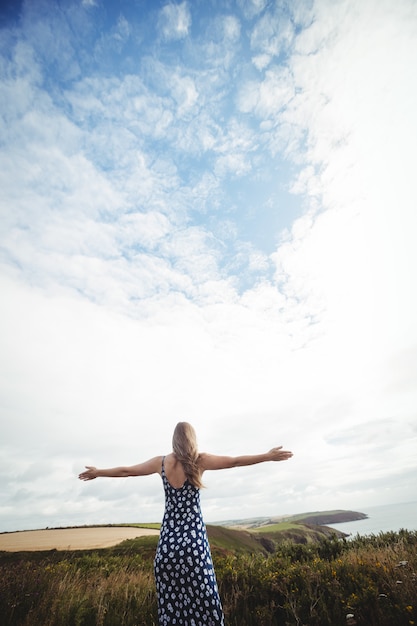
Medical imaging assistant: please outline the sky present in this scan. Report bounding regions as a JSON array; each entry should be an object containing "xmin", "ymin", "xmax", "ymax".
[{"xmin": 0, "ymin": 0, "xmax": 416, "ymax": 533}]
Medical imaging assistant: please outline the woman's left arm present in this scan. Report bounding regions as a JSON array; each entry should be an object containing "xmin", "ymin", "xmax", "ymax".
[{"xmin": 199, "ymin": 447, "xmax": 293, "ymax": 471}]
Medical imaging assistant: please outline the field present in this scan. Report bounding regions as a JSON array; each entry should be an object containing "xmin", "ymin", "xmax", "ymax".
[
  {"xmin": 0, "ymin": 526, "xmax": 160, "ymax": 552},
  {"xmin": 0, "ymin": 524, "xmax": 416, "ymax": 625}
]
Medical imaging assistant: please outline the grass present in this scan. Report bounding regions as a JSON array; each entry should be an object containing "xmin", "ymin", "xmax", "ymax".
[
  {"xmin": 285, "ymin": 510, "xmax": 367, "ymax": 525},
  {"xmin": 0, "ymin": 527, "xmax": 416, "ymax": 625}
]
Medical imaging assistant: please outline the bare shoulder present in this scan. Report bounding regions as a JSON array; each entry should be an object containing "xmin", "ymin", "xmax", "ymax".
[
  {"xmin": 198, "ymin": 452, "xmax": 234, "ymax": 471},
  {"xmin": 128, "ymin": 455, "xmax": 164, "ymax": 476},
  {"xmin": 162, "ymin": 452, "xmax": 176, "ymax": 472},
  {"xmin": 198, "ymin": 452, "xmax": 210, "ymax": 466}
]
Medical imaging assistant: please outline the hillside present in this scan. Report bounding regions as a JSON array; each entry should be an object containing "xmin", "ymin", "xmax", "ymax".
[
  {"xmin": 207, "ymin": 522, "xmax": 347, "ymax": 555},
  {"xmin": 110, "ymin": 522, "xmax": 346, "ymax": 559},
  {"xmin": 217, "ymin": 509, "xmax": 366, "ymax": 529},
  {"xmin": 285, "ymin": 510, "xmax": 368, "ymax": 525}
]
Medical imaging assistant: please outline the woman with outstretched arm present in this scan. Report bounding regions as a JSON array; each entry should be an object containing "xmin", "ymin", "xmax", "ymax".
[{"xmin": 79, "ymin": 421, "xmax": 293, "ymax": 626}]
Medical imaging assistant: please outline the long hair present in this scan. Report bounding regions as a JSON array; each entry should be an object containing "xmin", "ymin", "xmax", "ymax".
[{"xmin": 172, "ymin": 422, "xmax": 204, "ymax": 489}]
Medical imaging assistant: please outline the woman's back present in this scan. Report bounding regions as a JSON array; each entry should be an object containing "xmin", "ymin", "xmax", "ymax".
[
  {"xmin": 154, "ymin": 455, "xmax": 224, "ymax": 625},
  {"xmin": 162, "ymin": 452, "xmax": 188, "ymax": 489}
]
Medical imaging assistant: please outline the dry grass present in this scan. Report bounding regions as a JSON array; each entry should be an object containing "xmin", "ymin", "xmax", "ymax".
[{"xmin": 0, "ymin": 527, "xmax": 159, "ymax": 552}]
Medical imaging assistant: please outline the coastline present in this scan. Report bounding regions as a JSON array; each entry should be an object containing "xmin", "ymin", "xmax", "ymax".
[{"xmin": 326, "ymin": 500, "xmax": 417, "ymax": 537}]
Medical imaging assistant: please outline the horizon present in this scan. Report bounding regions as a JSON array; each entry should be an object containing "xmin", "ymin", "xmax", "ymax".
[{"xmin": 3, "ymin": 498, "xmax": 417, "ymax": 535}]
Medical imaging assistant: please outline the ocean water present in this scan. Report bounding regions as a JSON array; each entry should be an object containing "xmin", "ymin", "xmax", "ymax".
[{"xmin": 327, "ymin": 500, "xmax": 417, "ymax": 537}]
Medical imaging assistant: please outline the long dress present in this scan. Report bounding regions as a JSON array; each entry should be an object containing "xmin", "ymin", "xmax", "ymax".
[{"xmin": 154, "ymin": 457, "xmax": 224, "ymax": 626}]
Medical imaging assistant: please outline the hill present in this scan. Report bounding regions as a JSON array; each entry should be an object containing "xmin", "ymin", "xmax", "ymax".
[
  {"xmin": 216, "ymin": 509, "xmax": 366, "ymax": 529},
  {"xmin": 285, "ymin": 510, "xmax": 367, "ymax": 525},
  {"xmin": 207, "ymin": 521, "xmax": 347, "ymax": 555},
  {"xmin": 108, "ymin": 522, "xmax": 345, "ymax": 560}
]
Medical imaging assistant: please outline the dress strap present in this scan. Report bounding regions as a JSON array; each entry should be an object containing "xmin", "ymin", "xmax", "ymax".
[{"xmin": 161, "ymin": 455, "xmax": 165, "ymax": 475}]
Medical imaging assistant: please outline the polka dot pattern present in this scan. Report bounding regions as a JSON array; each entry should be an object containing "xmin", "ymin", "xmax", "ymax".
[{"xmin": 154, "ymin": 457, "xmax": 224, "ymax": 625}]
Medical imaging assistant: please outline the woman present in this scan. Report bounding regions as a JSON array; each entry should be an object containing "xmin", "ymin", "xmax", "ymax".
[{"xmin": 79, "ymin": 422, "xmax": 293, "ymax": 625}]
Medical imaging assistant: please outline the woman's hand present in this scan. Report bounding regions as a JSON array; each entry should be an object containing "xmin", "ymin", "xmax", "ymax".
[
  {"xmin": 79, "ymin": 466, "xmax": 98, "ymax": 481},
  {"xmin": 268, "ymin": 447, "xmax": 293, "ymax": 462}
]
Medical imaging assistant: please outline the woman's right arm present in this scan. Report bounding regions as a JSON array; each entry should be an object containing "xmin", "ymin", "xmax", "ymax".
[
  {"xmin": 78, "ymin": 456, "xmax": 163, "ymax": 480},
  {"xmin": 199, "ymin": 447, "xmax": 293, "ymax": 471}
]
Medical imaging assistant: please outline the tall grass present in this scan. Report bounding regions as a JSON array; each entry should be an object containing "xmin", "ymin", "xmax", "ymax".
[
  {"xmin": 0, "ymin": 552, "xmax": 158, "ymax": 626},
  {"xmin": 0, "ymin": 530, "xmax": 416, "ymax": 625}
]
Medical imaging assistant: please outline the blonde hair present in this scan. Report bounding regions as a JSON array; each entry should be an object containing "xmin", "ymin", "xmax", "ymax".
[{"xmin": 172, "ymin": 422, "xmax": 204, "ymax": 489}]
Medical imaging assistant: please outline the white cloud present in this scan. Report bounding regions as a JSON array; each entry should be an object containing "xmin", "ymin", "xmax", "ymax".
[
  {"xmin": 158, "ymin": 2, "xmax": 191, "ymax": 41},
  {"xmin": 221, "ymin": 15, "xmax": 241, "ymax": 43},
  {"xmin": 238, "ymin": 66, "xmax": 294, "ymax": 118},
  {"xmin": 169, "ymin": 73, "xmax": 199, "ymax": 118},
  {"xmin": 237, "ymin": 0, "xmax": 268, "ymax": 20},
  {"xmin": 252, "ymin": 53, "xmax": 271, "ymax": 71},
  {"xmin": 214, "ymin": 152, "xmax": 251, "ymax": 177},
  {"xmin": 281, "ymin": 0, "xmax": 417, "ymax": 352},
  {"xmin": 250, "ymin": 6, "xmax": 294, "ymax": 60}
]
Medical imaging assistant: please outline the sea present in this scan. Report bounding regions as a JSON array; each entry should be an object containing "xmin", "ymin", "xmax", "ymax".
[{"xmin": 326, "ymin": 500, "xmax": 417, "ymax": 538}]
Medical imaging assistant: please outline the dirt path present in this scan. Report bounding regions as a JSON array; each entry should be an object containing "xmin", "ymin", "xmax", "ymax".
[{"xmin": 0, "ymin": 527, "xmax": 160, "ymax": 551}]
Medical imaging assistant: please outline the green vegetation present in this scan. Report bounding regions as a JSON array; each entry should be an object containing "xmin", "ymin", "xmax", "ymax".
[
  {"xmin": 254, "ymin": 521, "xmax": 309, "ymax": 533},
  {"xmin": 219, "ymin": 509, "xmax": 366, "ymax": 529},
  {"xmin": 285, "ymin": 510, "xmax": 368, "ymax": 525},
  {"xmin": 1, "ymin": 528, "xmax": 416, "ymax": 625},
  {"xmin": 120, "ymin": 523, "xmax": 161, "ymax": 530},
  {"xmin": 34, "ymin": 523, "xmax": 162, "ymax": 531},
  {"xmin": 251, "ymin": 521, "xmax": 346, "ymax": 550}
]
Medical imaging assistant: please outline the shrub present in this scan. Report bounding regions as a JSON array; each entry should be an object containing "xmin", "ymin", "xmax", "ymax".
[{"xmin": 0, "ymin": 530, "xmax": 416, "ymax": 625}]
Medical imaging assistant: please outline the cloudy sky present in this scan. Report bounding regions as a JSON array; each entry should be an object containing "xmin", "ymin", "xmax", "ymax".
[{"xmin": 1, "ymin": 0, "xmax": 416, "ymax": 533}]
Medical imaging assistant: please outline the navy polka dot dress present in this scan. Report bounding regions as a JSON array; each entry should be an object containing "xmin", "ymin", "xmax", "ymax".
[{"xmin": 154, "ymin": 457, "xmax": 224, "ymax": 625}]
